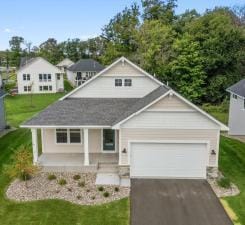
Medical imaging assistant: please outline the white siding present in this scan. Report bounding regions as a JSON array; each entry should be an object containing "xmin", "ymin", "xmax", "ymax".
[
  {"xmin": 120, "ymin": 128, "xmax": 219, "ymax": 167},
  {"xmin": 149, "ymin": 95, "xmax": 192, "ymax": 110},
  {"xmin": 103, "ymin": 60, "xmax": 143, "ymax": 76},
  {"xmin": 67, "ymin": 71, "xmax": 76, "ymax": 86},
  {"xmin": 17, "ymin": 58, "xmax": 63, "ymax": 94},
  {"xmin": 70, "ymin": 76, "xmax": 159, "ymax": 98},
  {"xmin": 228, "ymin": 94, "xmax": 245, "ymax": 135},
  {"xmin": 121, "ymin": 111, "xmax": 220, "ymax": 129}
]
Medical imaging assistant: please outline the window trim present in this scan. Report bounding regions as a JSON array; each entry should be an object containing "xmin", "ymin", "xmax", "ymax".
[
  {"xmin": 55, "ymin": 129, "xmax": 82, "ymax": 145},
  {"xmin": 232, "ymin": 94, "xmax": 237, "ymax": 99},
  {"xmin": 101, "ymin": 129, "xmax": 117, "ymax": 153}
]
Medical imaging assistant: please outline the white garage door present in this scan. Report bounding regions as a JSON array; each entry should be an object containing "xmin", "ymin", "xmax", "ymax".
[{"xmin": 130, "ymin": 142, "xmax": 207, "ymax": 178}]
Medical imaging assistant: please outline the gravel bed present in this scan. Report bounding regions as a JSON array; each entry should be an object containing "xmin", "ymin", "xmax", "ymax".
[
  {"xmin": 208, "ymin": 178, "xmax": 240, "ymax": 198},
  {"xmin": 6, "ymin": 172, "xmax": 130, "ymax": 205}
]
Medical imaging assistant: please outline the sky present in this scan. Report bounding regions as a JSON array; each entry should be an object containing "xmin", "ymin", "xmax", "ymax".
[{"xmin": 0, "ymin": 0, "xmax": 244, "ymax": 50}]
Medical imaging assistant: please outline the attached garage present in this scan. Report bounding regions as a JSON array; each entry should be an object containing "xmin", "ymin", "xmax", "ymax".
[{"xmin": 130, "ymin": 141, "xmax": 208, "ymax": 179}]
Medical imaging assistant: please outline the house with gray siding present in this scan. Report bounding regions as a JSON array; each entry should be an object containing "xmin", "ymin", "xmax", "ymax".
[
  {"xmin": 227, "ymin": 79, "xmax": 245, "ymax": 135},
  {"xmin": 0, "ymin": 90, "xmax": 7, "ymax": 131}
]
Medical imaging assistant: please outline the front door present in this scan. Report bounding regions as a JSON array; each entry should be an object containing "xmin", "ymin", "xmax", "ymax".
[{"xmin": 103, "ymin": 129, "xmax": 115, "ymax": 152}]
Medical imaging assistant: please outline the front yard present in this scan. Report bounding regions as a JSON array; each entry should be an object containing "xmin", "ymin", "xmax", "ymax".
[{"xmin": 0, "ymin": 95, "xmax": 244, "ymax": 225}]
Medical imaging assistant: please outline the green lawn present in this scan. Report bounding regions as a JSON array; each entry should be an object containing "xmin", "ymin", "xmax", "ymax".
[
  {"xmin": 5, "ymin": 93, "xmax": 64, "ymax": 127},
  {"xmin": 219, "ymin": 136, "xmax": 245, "ymax": 225}
]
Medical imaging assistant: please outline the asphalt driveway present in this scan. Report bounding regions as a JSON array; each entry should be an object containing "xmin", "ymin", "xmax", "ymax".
[{"xmin": 131, "ymin": 179, "xmax": 233, "ymax": 225}]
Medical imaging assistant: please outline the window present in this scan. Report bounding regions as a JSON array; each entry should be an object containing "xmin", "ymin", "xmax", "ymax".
[
  {"xmin": 43, "ymin": 74, "xmax": 47, "ymax": 82},
  {"xmin": 23, "ymin": 86, "xmax": 31, "ymax": 92},
  {"xmin": 233, "ymin": 94, "xmax": 237, "ymax": 99},
  {"xmin": 57, "ymin": 74, "xmax": 60, "ymax": 80},
  {"xmin": 39, "ymin": 86, "xmax": 43, "ymax": 91},
  {"xmin": 39, "ymin": 74, "xmax": 42, "ymax": 81},
  {"xmin": 115, "ymin": 79, "xmax": 122, "ymax": 87},
  {"xmin": 70, "ymin": 129, "xmax": 81, "ymax": 143},
  {"xmin": 26, "ymin": 74, "xmax": 30, "ymax": 80},
  {"xmin": 23, "ymin": 74, "xmax": 27, "ymax": 80},
  {"xmin": 56, "ymin": 129, "xmax": 68, "ymax": 143},
  {"xmin": 49, "ymin": 86, "xmax": 52, "ymax": 91},
  {"xmin": 48, "ymin": 74, "xmax": 51, "ymax": 81},
  {"xmin": 124, "ymin": 79, "xmax": 132, "ymax": 87},
  {"xmin": 56, "ymin": 129, "xmax": 81, "ymax": 144},
  {"xmin": 103, "ymin": 129, "xmax": 115, "ymax": 151},
  {"xmin": 43, "ymin": 86, "xmax": 48, "ymax": 91}
]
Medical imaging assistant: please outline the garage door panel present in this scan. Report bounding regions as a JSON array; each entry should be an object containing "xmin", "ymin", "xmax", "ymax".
[{"xmin": 130, "ymin": 142, "xmax": 207, "ymax": 178}]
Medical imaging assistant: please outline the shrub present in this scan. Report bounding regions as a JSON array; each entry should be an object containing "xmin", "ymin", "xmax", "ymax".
[
  {"xmin": 4, "ymin": 145, "xmax": 38, "ymax": 183},
  {"xmin": 78, "ymin": 181, "xmax": 85, "ymax": 187},
  {"xmin": 73, "ymin": 174, "xmax": 81, "ymax": 180},
  {"xmin": 217, "ymin": 177, "xmax": 231, "ymax": 188},
  {"xmin": 86, "ymin": 189, "xmax": 90, "ymax": 192},
  {"xmin": 58, "ymin": 179, "xmax": 67, "ymax": 186},
  {"xmin": 103, "ymin": 191, "xmax": 110, "ymax": 197},
  {"xmin": 114, "ymin": 187, "xmax": 119, "ymax": 192},
  {"xmin": 91, "ymin": 196, "xmax": 96, "ymax": 200},
  {"xmin": 77, "ymin": 195, "xmax": 82, "ymax": 200},
  {"xmin": 67, "ymin": 187, "xmax": 72, "ymax": 192},
  {"xmin": 98, "ymin": 186, "xmax": 104, "ymax": 192},
  {"xmin": 47, "ymin": 174, "xmax": 56, "ymax": 180}
]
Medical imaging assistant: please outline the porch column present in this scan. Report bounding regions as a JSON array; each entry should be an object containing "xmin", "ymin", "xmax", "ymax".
[
  {"xmin": 31, "ymin": 128, "xmax": 38, "ymax": 164},
  {"xmin": 84, "ymin": 128, "xmax": 89, "ymax": 165}
]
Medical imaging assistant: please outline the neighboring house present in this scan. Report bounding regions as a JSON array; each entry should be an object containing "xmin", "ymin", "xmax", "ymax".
[
  {"xmin": 17, "ymin": 57, "xmax": 64, "ymax": 94},
  {"xmin": 227, "ymin": 79, "xmax": 245, "ymax": 135},
  {"xmin": 0, "ymin": 74, "xmax": 2, "ymax": 88},
  {"xmin": 67, "ymin": 59, "xmax": 104, "ymax": 86},
  {"xmin": 56, "ymin": 58, "xmax": 74, "ymax": 72},
  {"xmin": 21, "ymin": 57, "xmax": 228, "ymax": 185},
  {"xmin": 0, "ymin": 90, "xmax": 7, "ymax": 131}
]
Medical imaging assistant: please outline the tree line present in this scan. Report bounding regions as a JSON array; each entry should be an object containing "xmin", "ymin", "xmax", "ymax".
[{"xmin": 1, "ymin": 0, "xmax": 244, "ymax": 104}]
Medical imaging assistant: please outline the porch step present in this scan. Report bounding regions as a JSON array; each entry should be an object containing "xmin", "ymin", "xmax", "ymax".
[
  {"xmin": 98, "ymin": 162, "xmax": 119, "ymax": 173},
  {"xmin": 41, "ymin": 165, "xmax": 97, "ymax": 173}
]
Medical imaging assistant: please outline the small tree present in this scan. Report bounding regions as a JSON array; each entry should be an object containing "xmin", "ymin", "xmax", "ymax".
[{"xmin": 4, "ymin": 145, "xmax": 38, "ymax": 187}]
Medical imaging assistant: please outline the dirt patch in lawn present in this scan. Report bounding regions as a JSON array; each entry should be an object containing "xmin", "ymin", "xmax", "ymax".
[{"xmin": 6, "ymin": 172, "xmax": 129, "ymax": 205}]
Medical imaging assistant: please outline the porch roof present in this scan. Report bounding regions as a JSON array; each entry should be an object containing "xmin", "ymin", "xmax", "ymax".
[{"xmin": 21, "ymin": 86, "xmax": 169, "ymax": 127}]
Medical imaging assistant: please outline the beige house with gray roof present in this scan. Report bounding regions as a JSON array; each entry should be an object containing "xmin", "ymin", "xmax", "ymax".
[{"xmin": 21, "ymin": 57, "xmax": 228, "ymax": 185}]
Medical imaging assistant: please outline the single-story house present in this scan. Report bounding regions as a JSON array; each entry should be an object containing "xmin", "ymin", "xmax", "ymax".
[
  {"xmin": 227, "ymin": 79, "xmax": 245, "ymax": 135},
  {"xmin": 67, "ymin": 59, "xmax": 104, "ymax": 86},
  {"xmin": 56, "ymin": 58, "xmax": 74, "ymax": 73},
  {"xmin": 0, "ymin": 89, "xmax": 7, "ymax": 131},
  {"xmin": 21, "ymin": 57, "xmax": 228, "ymax": 185},
  {"xmin": 17, "ymin": 57, "xmax": 64, "ymax": 94}
]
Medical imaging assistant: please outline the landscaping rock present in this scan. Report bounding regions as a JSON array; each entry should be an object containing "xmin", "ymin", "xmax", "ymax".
[{"xmin": 6, "ymin": 172, "xmax": 129, "ymax": 205}]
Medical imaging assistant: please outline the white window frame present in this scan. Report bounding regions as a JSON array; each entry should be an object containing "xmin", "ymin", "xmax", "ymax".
[
  {"xmin": 232, "ymin": 94, "xmax": 237, "ymax": 99},
  {"xmin": 55, "ymin": 129, "xmax": 82, "ymax": 145},
  {"xmin": 48, "ymin": 74, "xmax": 52, "ymax": 82}
]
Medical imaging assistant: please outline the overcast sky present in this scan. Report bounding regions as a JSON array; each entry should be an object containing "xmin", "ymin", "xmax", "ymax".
[{"xmin": 0, "ymin": 0, "xmax": 243, "ymax": 50}]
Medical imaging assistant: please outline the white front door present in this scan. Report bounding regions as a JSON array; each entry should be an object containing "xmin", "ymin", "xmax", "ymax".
[{"xmin": 130, "ymin": 142, "xmax": 207, "ymax": 179}]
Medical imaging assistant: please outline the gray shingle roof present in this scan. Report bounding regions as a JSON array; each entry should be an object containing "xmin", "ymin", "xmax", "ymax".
[
  {"xmin": 67, "ymin": 59, "xmax": 104, "ymax": 72},
  {"xmin": 227, "ymin": 79, "xmax": 245, "ymax": 98},
  {"xmin": 20, "ymin": 57, "xmax": 37, "ymax": 68},
  {"xmin": 22, "ymin": 86, "xmax": 170, "ymax": 127}
]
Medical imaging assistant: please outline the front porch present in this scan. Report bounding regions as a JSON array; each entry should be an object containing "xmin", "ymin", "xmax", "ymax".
[{"xmin": 37, "ymin": 153, "xmax": 119, "ymax": 172}]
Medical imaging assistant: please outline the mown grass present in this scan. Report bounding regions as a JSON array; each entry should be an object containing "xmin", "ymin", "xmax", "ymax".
[
  {"xmin": 5, "ymin": 93, "xmax": 64, "ymax": 127},
  {"xmin": 219, "ymin": 136, "xmax": 245, "ymax": 225}
]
